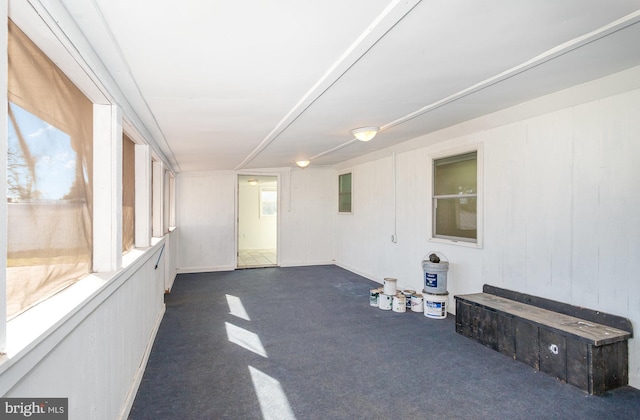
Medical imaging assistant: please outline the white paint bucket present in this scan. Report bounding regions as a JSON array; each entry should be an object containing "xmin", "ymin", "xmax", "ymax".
[
  {"xmin": 424, "ymin": 292, "xmax": 448, "ymax": 319},
  {"xmin": 383, "ymin": 278, "xmax": 397, "ymax": 295},
  {"xmin": 369, "ymin": 288, "xmax": 381, "ymax": 307},
  {"xmin": 410, "ymin": 293, "xmax": 424, "ymax": 313},
  {"xmin": 392, "ymin": 294, "xmax": 406, "ymax": 313},
  {"xmin": 402, "ymin": 289, "xmax": 415, "ymax": 310},
  {"xmin": 422, "ymin": 256, "xmax": 449, "ymax": 295},
  {"xmin": 378, "ymin": 293, "xmax": 393, "ymax": 310}
]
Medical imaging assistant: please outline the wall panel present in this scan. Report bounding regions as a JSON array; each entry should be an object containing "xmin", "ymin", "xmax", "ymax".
[{"xmin": 333, "ymin": 75, "xmax": 640, "ymax": 389}]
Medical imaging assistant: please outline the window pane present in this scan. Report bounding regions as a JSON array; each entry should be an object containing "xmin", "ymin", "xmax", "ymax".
[
  {"xmin": 338, "ymin": 173, "xmax": 352, "ymax": 213},
  {"xmin": 122, "ymin": 134, "xmax": 135, "ymax": 252},
  {"xmin": 339, "ymin": 173, "xmax": 352, "ymax": 193},
  {"xmin": 434, "ymin": 152, "xmax": 477, "ymax": 196},
  {"xmin": 339, "ymin": 193, "xmax": 352, "ymax": 213},
  {"xmin": 434, "ymin": 197, "xmax": 477, "ymax": 240},
  {"xmin": 261, "ymin": 189, "xmax": 277, "ymax": 216}
]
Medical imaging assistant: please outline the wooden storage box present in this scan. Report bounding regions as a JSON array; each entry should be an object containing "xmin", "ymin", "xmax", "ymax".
[{"xmin": 455, "ymin": 288, "xmax": 632, "ymax": 395}]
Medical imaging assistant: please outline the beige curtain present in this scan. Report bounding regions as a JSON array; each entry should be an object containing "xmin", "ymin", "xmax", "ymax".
[
  {"xmin": 6, "ymin": 20, "xmax": 93, "ymax": 319},
  {"xmin": 122, "ymin": 134, "xmax": 135, "ymax": 252}
]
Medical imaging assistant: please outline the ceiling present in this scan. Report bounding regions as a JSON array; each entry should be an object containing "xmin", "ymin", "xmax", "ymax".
[{"xmin": 12, "ymin": 1, "xmax": 640, "ymax": 173}]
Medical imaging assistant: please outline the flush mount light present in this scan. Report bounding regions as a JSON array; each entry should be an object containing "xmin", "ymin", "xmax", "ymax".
[
  {"xmin": 351, "ymin": 126, "xmax": 379, "ymax": 142},
  {"xmin": 247, "ymin": 178, "xmax": 258, "ymax": 185},
  {"xmin": 296, "ymin": 160, "xmax": 310, "ymax": 168}
]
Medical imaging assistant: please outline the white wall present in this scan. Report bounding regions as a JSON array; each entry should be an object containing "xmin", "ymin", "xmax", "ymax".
[
  {"xmin": 279, "ymin": 167, "xmax": 335, "ymax": 267},
  {"xmin": 177, "ymin": 167, "xmax": 334, "ymax": 272},
  {"xmin": 238, "ymin": 183, "xmax": 277, "ymax": 250},
  {"xmin": 333, "ymin": 70, "xmax": 640, "ymax": 389}
]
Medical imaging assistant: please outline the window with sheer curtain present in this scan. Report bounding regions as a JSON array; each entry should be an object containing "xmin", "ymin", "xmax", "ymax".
[
  {"xmin": 123, "ymin": 134, "xmax": 135, "ymax": 253},
  {"xmin": 6, "ymin": 20, "xmax": 93, "ymax": 319}
]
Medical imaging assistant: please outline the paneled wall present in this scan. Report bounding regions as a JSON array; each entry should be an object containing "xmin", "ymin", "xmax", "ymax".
[
  {"xmin": 176, "ymin": 167, "xmax": 334, "ymax": 272},
  {"xmin": 0, "ymin": 236, "xmax": 172, "ymax": 418},
  {"xmin": 332, "ymin": 75, "xmax": 640, "ymax": 389}
]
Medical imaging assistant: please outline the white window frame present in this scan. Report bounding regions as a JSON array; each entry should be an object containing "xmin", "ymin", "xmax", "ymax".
[
  {"xmin": 337, "ymin": 171, "xmax": 353, "ymax": 214},
  {"xmin": 429, "ymin": 144, "xmax": 483, "ymax": 248}
]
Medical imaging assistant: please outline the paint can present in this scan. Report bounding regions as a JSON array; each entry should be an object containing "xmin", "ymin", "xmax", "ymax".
[
  {"xmin": 369, "ymin": 288, "xmax": 381, "ymax": 307},
  {"xmin": 402, "ymin": 288, "xmax": 415, "ymax": 310},
  {"xmin": 392, "ymin": 293, "xmax": 406, "ymax": 313},
  {"xmin": 424, "ymin": 292, "xmax": 448, "ymax": 319},
  {"xmin": 378, "ymin": 293, "xmax": 393, "ymax": 311},
  {"xmin": 410, "ymin": 293, "xmax": 424, "ymax": 313},
  {"xmin": 383, "ymin": 278, "xmax": 398, "ymax": 295},
  {"xmin": 422, "ymin": 260, "xmax": 449, "ymax": 294}
]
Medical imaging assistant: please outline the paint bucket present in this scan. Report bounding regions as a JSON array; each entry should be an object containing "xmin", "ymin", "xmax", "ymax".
[
  {"xmin": 422, "ymin": 256, "xmax": 449, "ymax": 294},
  {"xmin": 378, "ymin": 293, "xmax": 393, "ymax": 311},
  {"xmin": 383, "ymin": 278, "xmax": 398, "ymax": 295},
  {"xmin": 369, "ymin": 288, "xmax": 381, "ymax": 307},
  {"xmin": 392, "ymin": 293, "xmax": 406, "ymax": 313},
  {"xmin": 410, "ymin": 293, "xmax": 423, "ymax": 313},
  {"xmin": 424, "ymin": 292, "xmax": 448, "ymax": 319},
  {"xmin": 402, "ymin": 288, "xmax": 415, "ymax": 310}
]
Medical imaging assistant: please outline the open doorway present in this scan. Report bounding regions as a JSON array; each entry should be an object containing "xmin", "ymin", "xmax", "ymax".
[{"xmin": 237, "ymin": 175, "xmax": 278, "ymax": 268}]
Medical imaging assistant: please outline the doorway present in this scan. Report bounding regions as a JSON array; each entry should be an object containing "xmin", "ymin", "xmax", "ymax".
[{"xmin": 237, "ymin": 175, "xmax": 278, "ymax": 268}]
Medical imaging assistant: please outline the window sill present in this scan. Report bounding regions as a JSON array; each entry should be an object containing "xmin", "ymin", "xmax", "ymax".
[
  {"xmin": 0, "ymin": 237, "xmax": 167, "ymax": 378},
  {"xmin": 429, "ymin": 237, "xmax": 483, "ymax": 249}
]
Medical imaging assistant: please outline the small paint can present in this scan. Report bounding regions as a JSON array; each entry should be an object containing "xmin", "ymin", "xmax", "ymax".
[
  {"xmin": 410, "ymin": 293, "xmax": 424, "ymax": 312},
  {"xmin": 402, "ymin": 288, "xmax": 415, "ymax": 309},
  {"xmin": 392, "ymin": 293, "xmax": 406, "ymax": 313},
  {"xmin": 383, "ymin": 278, "xmax": 398, "ymax": 295},
  {"xmin": 369, "ymin": 288, "xmax": 381, "ymax": 307},
  {"xmin": 378, "ymin": 293, "xmax": 393, "ymax": 311}
]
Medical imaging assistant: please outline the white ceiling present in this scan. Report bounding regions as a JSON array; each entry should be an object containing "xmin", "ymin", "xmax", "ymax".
[{"xmin": 13, "ymin": 0, "xmax": 640, "ymax": 172}]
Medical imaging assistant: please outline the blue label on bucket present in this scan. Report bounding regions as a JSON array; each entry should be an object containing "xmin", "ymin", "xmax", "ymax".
[
  {"xmin": 426, "ymin": 301, "xmax": 442, "ymax": 309},
  {"xmin": 425, "ymin": 272, "xmax": 437, "ymax": 288}
]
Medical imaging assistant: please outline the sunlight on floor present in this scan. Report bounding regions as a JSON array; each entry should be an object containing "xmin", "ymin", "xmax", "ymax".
[
  {"xmin": 225, "ymin": 322, "xmax": 268, "ymax": 358},
  {"xmin": 249, "ymin": 366, "xmax": 296, "ymax": 420},
  {"xmin": 226, "ymin": 294, "xmax": 251, "ymax": 321},
  {"xmin": 225, "ymin": 294, "xmax": 296, "ymax": 419}
]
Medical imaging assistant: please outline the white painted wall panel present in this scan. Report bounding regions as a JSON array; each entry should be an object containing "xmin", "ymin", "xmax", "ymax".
[
  {"xmin": 279, "ymin": 167, "xmax": 334, "ymax": 266},
  {"xmin": 238, "ymin": 183, "xmax": 277, "ymax": 250},
  {"xmin": 0, "ymin": 238, "xmax": 169, "ymax": 418},
  {"xmin": 333, "ymin": 80, "xmax": 640, "ymax": 389},
  {"xmin": 177, "ymin": 168, "xmax": 334, "ymax": 271},
  {"xmin": 176, "ymin": 172, "xmax": 236, "ymax": 271}
]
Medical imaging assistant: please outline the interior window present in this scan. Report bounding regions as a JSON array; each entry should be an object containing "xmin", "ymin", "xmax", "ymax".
[{"xmin": 432, "ymin": 151, "xmax": 477, "ymax": 243}]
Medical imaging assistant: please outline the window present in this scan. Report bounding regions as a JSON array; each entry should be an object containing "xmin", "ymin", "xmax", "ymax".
[
  {"xmin": 7, "ymin": 20, "xmax": 93, "ymax": 319},
  {"xmin": 432, "ymin": 151, "xmax": 478, "ymax": 243},
  {"xmin": 122, "ymin": 134, "xmax": 135, "ymax": 253},
  {"xmin": 260, "ymin": 188, "xmax": 277, "ymax": 217},
  {"xmin": 338, "ymin": 172, "xmax": 352, "ymax": 213}
]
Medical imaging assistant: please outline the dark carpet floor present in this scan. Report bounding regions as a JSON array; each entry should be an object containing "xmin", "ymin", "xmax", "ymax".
[{"xmin": 129, "ymin": 265, "xmax": 640, "ymax": 419}]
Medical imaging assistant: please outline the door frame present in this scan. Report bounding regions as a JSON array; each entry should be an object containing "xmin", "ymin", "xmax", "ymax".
[{"xmin": 235, "ymin": 172, "xmax": 280, "ymax": 268}]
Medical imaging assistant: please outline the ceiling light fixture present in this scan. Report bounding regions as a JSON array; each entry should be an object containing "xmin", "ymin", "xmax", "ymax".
[
  {"xmin": 351, "ymin": 126, "xmax": 379, "ymax": 142},
  {"xmin": 296, "ymin": 160, "xmax": 310, "ymax": 168},
  {"xmin": 247, "ymin": 178, "xmax": 258, "ymax": 185}
]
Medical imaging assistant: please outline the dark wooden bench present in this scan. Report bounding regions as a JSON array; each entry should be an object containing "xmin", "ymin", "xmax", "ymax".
[{"xmin": 454, "ymin": 285, "xmax": 633, "ymax": 395}]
